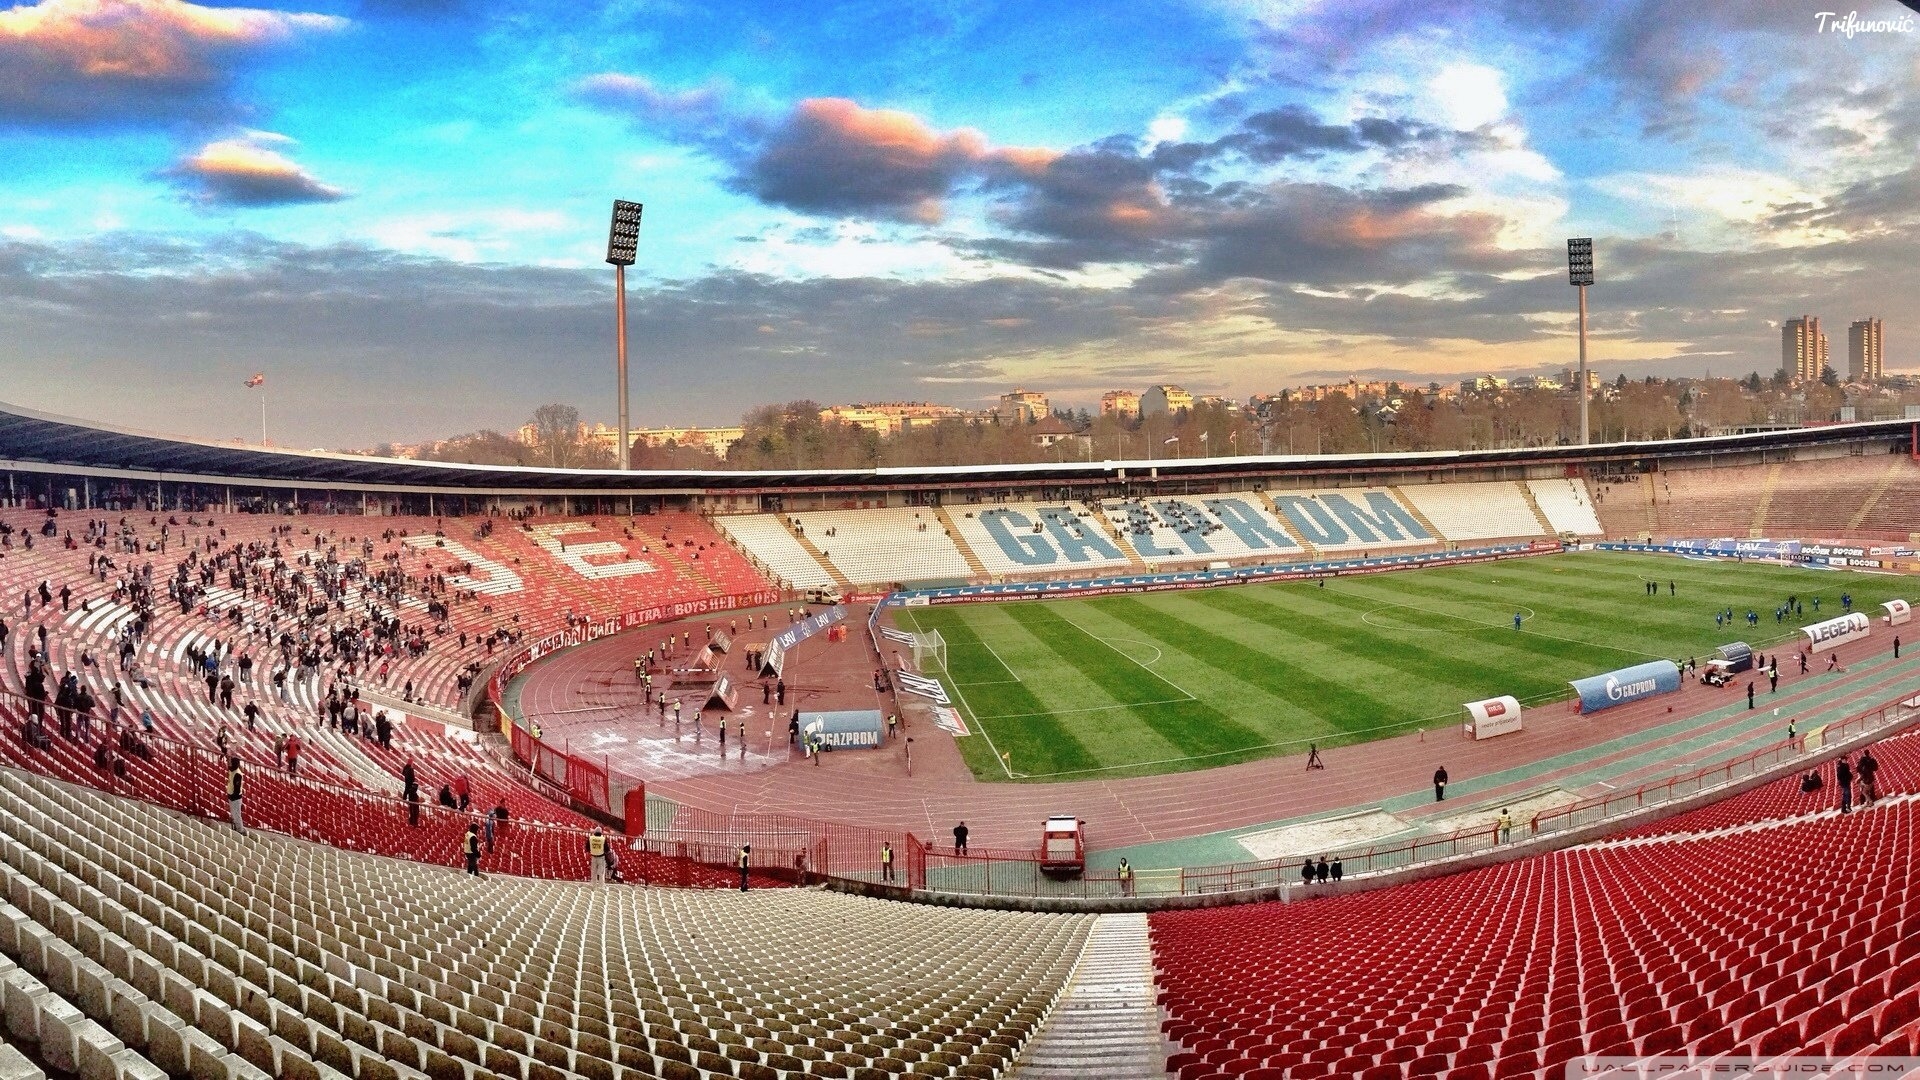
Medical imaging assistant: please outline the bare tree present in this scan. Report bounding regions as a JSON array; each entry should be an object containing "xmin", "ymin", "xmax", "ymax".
[{"xmin": 530, "ymin": 404, "xmax": 585, "ymax": 468}]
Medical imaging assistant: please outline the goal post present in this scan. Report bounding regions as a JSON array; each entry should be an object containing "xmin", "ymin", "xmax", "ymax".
[{"xmin": 910, "ymin": 630, "xmax": 947, "ymax": 675}]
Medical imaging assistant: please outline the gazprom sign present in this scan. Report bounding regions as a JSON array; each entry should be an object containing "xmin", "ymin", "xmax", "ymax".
[
  {"xmin": 1802, "ymin": 612, "xmax": 1871, "ymax": 654},
  {"xmin": 1570, "ymin": 660, "xmax": 1681, "ymax": 715}
]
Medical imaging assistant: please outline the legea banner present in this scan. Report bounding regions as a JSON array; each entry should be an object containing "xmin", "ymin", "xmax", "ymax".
[
  {"xmin": 1802, "ymin": 612, "xmax": 1871, "ymax": 654},
  {"xmin": 1570, "ymin": 660, "xmax": 1682, "ymax": 714}
]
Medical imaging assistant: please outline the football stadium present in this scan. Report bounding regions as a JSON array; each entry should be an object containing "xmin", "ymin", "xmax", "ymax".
[
  {"xmin": 1, "ymin": 402, "xmax": 1919, "ymax": 1080},
  {"xmin": 6, "ymin": 1, "xmax": 1920, "ymax": 1077}
]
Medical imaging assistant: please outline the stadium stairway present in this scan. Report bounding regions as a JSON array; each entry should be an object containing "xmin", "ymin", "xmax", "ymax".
[
  {"xmin": 931, "ymin": 509, "xmax": 991, "ymax": 579},
  {"xmin": 787, "ymin": 530, "xmax": 853, "ymax": 593},
  {"xmin": 1090, "ymin": 517, "xmax": 1149, "ymax": 571},
  {"xmin": 1849, "ymin": 457, "xmax": 1908, "ymax": 532},
  {"xmin": 1515, "ymin": 484, "xmax": 1556, "ymax": 536},
  {"xmin": 1009, "ymin": 914, "xmax": 1163, "ymax": 1080},
  {"xmin": 1750, "ymin": 462, "xmax": 1784, "ymax": 538},
  {"xmin": 1251, "ymin": 492, "xmax": 1316, "ymax": 559},
  {"xmin": 1383, "ymin": 487, "xmax": 1444, "ymax": 541}
]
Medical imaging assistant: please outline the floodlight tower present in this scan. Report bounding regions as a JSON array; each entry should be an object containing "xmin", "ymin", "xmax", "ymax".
[
  {"xmin": 1567, "ymin": 237, "xmax": 1594, "ymax": 445},
  {"xmin": 606, "ymin": 200, "xmax": 643, "ymax": 470}
]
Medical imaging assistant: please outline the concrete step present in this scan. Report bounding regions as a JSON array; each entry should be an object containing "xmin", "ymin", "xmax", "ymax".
[{"xmin": 1011, "ymin": 913, "xmax": 1166, "ymax": 1080}]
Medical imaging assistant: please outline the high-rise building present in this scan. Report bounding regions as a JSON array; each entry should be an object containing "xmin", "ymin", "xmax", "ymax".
[
  {"xmin": 1848, "ymin": 317, "xmax": 1884, "ymax": 383},
  {"xmin": 1781, "ymin": 316, "xmax": 1828, "ymax": 383},
  {"xmin": 1100, "ymin": 390, "xmax": 1140, "ymax": 418},
  {"xmin": 996, "ymin": 389, "xmax": 1049, "ymax": 423},
  {"xmin": 1141, "ymin": 385, "xmax": 1193, "ymax": 416}
]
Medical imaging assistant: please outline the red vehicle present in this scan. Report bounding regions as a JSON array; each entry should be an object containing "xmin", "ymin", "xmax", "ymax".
[{"xmin": 1040, "ymin": 816, "xmax": 1086, "ymax": 876}]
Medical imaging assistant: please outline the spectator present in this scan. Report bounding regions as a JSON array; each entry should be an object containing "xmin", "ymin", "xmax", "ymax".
[
  {"xmin": 1836, "ymin": 756, "xmax": 1854, "ymax": 814},
  {"xmin": 226, "ymin": 757, "xmax": 244, "ymax": 832},
  {"xmin": 587, "ymin": 828, "xmax": 608, "ymax": 882},
  {"xmin": 463, "ymin": 824, "xmax": 483, "ymax": 877}
]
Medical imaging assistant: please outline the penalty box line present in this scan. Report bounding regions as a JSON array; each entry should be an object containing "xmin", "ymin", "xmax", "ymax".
[{"xmin": 1049, "ymin": 606, "xmax": 1200, "ymax": 702}]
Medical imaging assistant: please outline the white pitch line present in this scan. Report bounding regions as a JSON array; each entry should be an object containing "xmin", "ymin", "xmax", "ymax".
[
  {"xmin": 1049, "ymin": 606, "xmax": 1199, "ymax": 702},
  {"xmin": 977, "ymin": 639, "xmax": 1023, "ymax": 683},
  {"xmin": 904, "ymin": 609, "xmax": 1015, "ymax": 781}
]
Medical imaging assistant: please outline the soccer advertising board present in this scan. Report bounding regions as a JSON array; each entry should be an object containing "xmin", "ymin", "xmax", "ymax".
[{"xmin": 1802, "ymin": 612, "xmax": 1871, "ymax": 654}]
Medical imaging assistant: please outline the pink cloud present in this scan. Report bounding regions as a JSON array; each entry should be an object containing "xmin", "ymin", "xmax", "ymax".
[
  {"xmin": 739, "ymin": 97, "xmax": 1058, "ymax": 223},
  {"xmin": 0, "ymin": 0, "xmax": 344, "ymax": 125},
  {"xmin": 165, "ymin": 132, "xmax": 346, "ymax": 206}
]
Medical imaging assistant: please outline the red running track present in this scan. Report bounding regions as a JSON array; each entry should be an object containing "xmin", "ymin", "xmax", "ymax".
[{"xmin": 513, "ymin": 606, "xmax": 1918, "ymax": 853}]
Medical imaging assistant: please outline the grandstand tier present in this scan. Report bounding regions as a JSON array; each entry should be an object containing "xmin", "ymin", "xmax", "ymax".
[
  {"xmin": 1397, "ymin": 482, "xmax": 1542, "ymax": 542},
  {"xmin": 0, "ymin": 765, "xmax": 1092, "ymax": 1080},
  {"xmin": 1151, "ymin": 746, "xmax": 1920, "ymax": 1078}
]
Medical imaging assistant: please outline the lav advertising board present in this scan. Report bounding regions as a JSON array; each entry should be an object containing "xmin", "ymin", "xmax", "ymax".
[
  {"xmin": 1569, "ymin": 660, "xmax": 1682, "ymax": 715},
  {"xmin": 1802, "ymin": 612, "xmax": 1871, "ymax": 654}
]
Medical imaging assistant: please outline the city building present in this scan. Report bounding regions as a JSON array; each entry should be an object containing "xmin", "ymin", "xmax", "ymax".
[
  {"xmin": 996, "ymin": 389, "xmax": 1049, "ymax": 423},
  {"xmin": 627, "ymin": 426, "xmax": 746, "ymax": 459},
  {"xmin": 1141, "ymin": 384, "xmax": 1193, "ymax": 417},
  {"xmin": 1100, "ymin": 389, "xmax": 1140, "ymax": 418},
  {"xmin": 1025, "ymin": 415, "xmax": 1084, "ymax": 449},
  {"xmin": 1782, "ymin": 316, "xmax": 1828, "ymax": 383},
  {"xmin": 1849, "ymin": 317, "xmax": 1884, "ymax": 383},
  {"xmin": 819, "ymin": 402, "xmax": 969, "ymax": 437}
]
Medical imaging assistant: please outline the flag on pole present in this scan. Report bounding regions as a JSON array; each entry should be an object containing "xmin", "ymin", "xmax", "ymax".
[
  {"xmin": 1199, "ymin": 431, "xmax": 1209, "ymax": 442},
  {"xmin": 244, "ymin": 373, "xmax": 265, "ymax": 388},
  {"xmin": 1163, "ymin": 436, "xmax": 1178, "ymax": 445}
]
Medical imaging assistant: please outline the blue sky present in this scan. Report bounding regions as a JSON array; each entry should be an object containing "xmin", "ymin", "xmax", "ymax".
[{"xmin": 1, "ymin": 0, "xmax": 1917, "ymax": 447}]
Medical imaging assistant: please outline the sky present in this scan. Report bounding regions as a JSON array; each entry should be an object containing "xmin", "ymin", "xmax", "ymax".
[{"xmin": 1, "ymin": 0, "xmax": 1917, "ymax": 448}]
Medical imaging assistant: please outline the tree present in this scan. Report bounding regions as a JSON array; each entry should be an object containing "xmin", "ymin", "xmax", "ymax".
[
  {"xmin": 420, "ymin": 430, "xmax": 534, "ymax": 467},
  {"xmin": 530, "ymin": 404, "xmax": 585, "ymax": 468},
  {"xmin": 1821, "ymin": 365, "xmax": 1840, "ymax": 389}
]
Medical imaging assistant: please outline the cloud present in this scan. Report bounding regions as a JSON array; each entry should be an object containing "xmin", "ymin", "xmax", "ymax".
[
  {"xmin": 732, "ymin": 98, "xmax": 1056, "ymax": 224},
  {"xmin": 0, "ymin": 0, "xmax": 345, "ymax": 126},
  {"xmin": 163, "ymin": 132, "xmax": 347, "ymax": 206},
  {"xmin": 572, "ymin": 73, "xmax": 736, "ymax": 144}
]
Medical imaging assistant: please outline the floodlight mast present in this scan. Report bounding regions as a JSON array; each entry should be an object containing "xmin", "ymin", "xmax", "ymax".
[
  {"xmin": 606, "ymin": 200, "xmax": 643, "ymax": 470},
  {"xmin": 1567, "ymin": 238, "xmax": 1594, "ymax": 445}
]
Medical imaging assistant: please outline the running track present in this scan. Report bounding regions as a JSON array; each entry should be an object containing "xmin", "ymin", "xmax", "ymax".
[{"xmin": 513, "ymin": 609, "xmax": 1920, "ymax": 855}]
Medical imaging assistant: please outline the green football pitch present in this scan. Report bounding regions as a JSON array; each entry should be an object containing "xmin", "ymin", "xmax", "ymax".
[{"xmin": 892, "ymin": 551, "xmax": 1914, "ymax": 782}]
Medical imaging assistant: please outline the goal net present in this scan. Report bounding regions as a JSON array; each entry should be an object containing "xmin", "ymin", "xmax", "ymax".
[{"xmin": 909, "ymin": 630, "xmax": 948, "ymax": 674}]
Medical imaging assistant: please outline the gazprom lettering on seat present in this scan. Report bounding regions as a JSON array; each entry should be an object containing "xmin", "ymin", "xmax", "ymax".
[
  {"xmin": 978, "ymin": 506, "xmax": 1128, "ymax": 567},
  {"xmin": 1268, "ymin": 489, "xmax": 1432, "ymax": 550},
  {"xmin": 1103, "ymin": 496, "xmax": 1302, "ymax": 561},
  {"xmin": 1569, "ymin": 659, "xmax": 1681, "ymax": 714}
]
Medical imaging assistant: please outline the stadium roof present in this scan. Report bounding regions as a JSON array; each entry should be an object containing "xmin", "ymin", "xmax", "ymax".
[{"xmin": 0, "ymin": 398, "xmax": 1911, "ymax": 495}]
